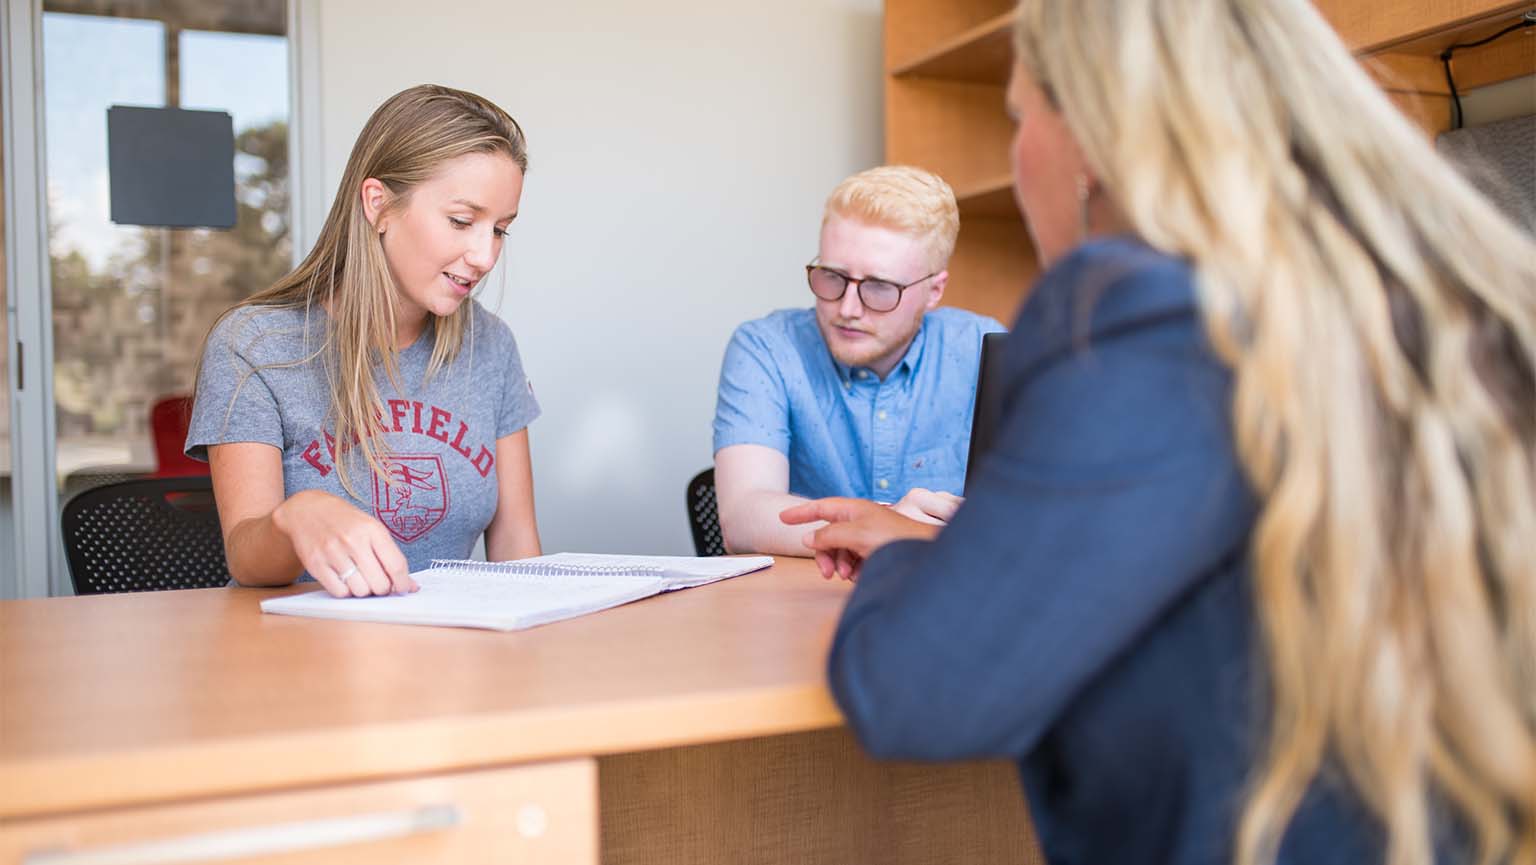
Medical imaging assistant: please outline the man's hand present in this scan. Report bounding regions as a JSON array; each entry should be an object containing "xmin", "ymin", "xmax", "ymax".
[
  {"xmin": 889, "ymin": 487, "xmax": 963, "ymax": 525},
  {"xmin": 780, "ymin": 497, "xmax": 939, "ymax": 581}
]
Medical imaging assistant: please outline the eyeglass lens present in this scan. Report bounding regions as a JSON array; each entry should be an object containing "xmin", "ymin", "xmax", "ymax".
[{"xmin": 807, "ymin": 267, "xmax": 902, "ymax": 312}]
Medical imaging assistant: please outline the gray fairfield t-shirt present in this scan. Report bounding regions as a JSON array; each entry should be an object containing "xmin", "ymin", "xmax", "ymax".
[{"xmin": 187, "ymin": 301, "xmax": 540, "ymax": 572}]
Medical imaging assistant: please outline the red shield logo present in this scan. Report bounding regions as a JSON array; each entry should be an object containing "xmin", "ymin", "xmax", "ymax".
[{"xmin": 374, "ymin": 455, "xmax": 449, "ymax": 543}]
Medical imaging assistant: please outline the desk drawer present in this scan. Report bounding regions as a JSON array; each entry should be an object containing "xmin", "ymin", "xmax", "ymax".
[{"xmin": 0, "ymin": 759, "xmax": 596, "ymax": 865}]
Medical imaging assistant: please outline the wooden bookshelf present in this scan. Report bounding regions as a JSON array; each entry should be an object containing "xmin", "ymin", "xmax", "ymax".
[
  {"xmin": 884, "ymin": 0, "xmax": 1024, "ymax": 324},
  {"xmin": 883, "ymin": 0, "xmax": 1535, "ymax": 323}
]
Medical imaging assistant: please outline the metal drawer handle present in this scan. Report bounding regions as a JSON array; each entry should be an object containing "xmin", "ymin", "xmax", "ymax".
[{"xmin": 25, "ymin": 803, "xmax": 460, "ymax": 865}]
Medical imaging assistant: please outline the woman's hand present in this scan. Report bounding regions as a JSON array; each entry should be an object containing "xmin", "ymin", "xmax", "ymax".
[
  {"xmin": 780, "ymin": 497, "xmax": 940, "ymax": 581},
  {"xmin": 890, "ymin": 487, "xmax": 963, "ymax": 525},
  {"xmin": 271, "ymin": 490, "xmax": 416, "ymax": 597}
]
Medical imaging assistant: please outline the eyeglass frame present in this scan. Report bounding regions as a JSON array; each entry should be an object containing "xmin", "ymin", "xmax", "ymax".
[{"xmin": 804, "ymin": 260, "xmax": 940, "ymax": 313}]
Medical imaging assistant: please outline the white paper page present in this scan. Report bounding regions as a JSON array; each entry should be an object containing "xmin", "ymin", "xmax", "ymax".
[
  {"xmin": 261, "ymin": 568, "xmax": 665, "ymax": 631},
  {"xmin": 526, "ymin": 553, "xmax": 775, "ymax": 588}
]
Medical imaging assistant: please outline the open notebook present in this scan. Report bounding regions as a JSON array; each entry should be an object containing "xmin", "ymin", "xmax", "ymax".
[{"xmin": 259, "ymin": 553, "xmax": 775, "ymax": 632}]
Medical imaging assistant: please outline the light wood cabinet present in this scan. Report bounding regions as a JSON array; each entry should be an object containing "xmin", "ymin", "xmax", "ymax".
[
  {"xmin": 883, "ymin": 0, "xmax": 1536, "ymax": 322},
  {"xmin": 0, "ymin": 760, "xmax": 598, "ymax": 865}
]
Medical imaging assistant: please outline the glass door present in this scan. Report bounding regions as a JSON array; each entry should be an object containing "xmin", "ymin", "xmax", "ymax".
[
  {"xmin": 2, "ymin": 0, "xmax": 47, "ymax": 598},
  {"xmin": 1, "ymin": 78, "xmax": 13, "ymax": 595},
  {"xmin": 44, "ymin": 1, "xmax": 291, "ymax": 508},
  {"xmin": 3, "ymin": 0, "xmax": 293, "ymax": 596}
]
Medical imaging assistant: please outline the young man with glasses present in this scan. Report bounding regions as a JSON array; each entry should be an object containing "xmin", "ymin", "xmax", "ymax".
[{"xmin": 711, "ymin": 166, "xmax": 1005, "ymax": 556}]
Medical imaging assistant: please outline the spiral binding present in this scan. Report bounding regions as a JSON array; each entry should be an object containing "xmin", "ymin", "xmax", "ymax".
[{"xmin": 427, "ymin": 558, "xmax": 666, "ymax": 580}]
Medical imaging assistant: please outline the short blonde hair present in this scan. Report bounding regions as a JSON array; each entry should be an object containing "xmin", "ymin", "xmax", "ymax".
[{"xmin": 823, "ymin": 165, "xmax": 960, "ymax": 269}]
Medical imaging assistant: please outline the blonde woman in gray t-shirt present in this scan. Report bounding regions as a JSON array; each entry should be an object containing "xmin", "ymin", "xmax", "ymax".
[{"xmin": 188, "ymin": 85, "xmax": 541, "ymax": 598}]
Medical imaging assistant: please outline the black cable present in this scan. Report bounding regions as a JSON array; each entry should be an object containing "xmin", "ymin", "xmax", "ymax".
[
  {"xmin": 1439, "ymin": 16, "xmax": 1536, "ymax": 130},
  {"xmin": 1439, "ymin": 50, "xmax": 1463, "ymax": 130}
]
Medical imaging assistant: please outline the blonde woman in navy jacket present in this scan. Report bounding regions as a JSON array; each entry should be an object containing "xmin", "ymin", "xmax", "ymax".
[{"xmin": 784, "ymin": 1, "xmax": 1536, "ymax": 864}]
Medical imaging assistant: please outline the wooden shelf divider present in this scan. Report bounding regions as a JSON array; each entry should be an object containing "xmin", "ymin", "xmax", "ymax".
[
  {"xmin": 889, "ymin": 11, "xmax": 1016, "ymax": 83},
  {"xmin": 885, "ymin": 78, "xmax": 1013, "ymax": 193},
  {"xmin": 1361, "ymin": 4, "xmax": 1535, "ymax": 101},
  {"xmin": 1313, "ymin": 0, "xmax": 1534, "ymax": 54},
  {"xmin": 955, "ymin": 174, "xmax": 1018, "ymax": 221}
]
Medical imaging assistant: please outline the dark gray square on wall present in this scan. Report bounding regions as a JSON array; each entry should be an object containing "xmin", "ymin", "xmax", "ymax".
[{"xmin": 107, "ymin": 105, "xmax": 237, "ymax": 229}]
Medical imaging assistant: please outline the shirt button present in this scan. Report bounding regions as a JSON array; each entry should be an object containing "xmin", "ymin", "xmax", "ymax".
[
  {"xmin": 857, "ymin": 370, "xmax": 869, "ymax": 379},
  {"xmin": 877, "ymin": 410, "xmax": 887, "ymax": 421},
  {"xmin": 878, "ymin": 478, "xmax": 889, "ymax": 490}
]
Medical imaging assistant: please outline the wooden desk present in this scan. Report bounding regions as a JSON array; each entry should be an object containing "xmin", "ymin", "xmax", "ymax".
[{"xmin": 0, "ymin": 559, "xmax": 1041, "ymax": 864}]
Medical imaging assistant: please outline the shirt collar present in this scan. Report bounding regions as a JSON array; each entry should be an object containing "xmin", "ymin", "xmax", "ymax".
[{"xmin": 893, "ymin": 315, "xmax": 929, "ymax": 378}]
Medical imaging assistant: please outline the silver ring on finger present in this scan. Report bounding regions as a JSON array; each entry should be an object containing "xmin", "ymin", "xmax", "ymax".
[{"xmin": 336, "ymin": 563, "xmax": 359, "ymax": 586}]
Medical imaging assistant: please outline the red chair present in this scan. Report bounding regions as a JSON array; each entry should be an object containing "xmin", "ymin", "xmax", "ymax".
[{"xmin": 150, "ymin": 395, "xmax": 209, "ymax": 477}]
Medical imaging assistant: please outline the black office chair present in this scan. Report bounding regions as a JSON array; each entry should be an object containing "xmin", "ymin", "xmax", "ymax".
[
  {"xmin": 686, "ymin": 468, "xmax": 727, "ymax": 557},
  {"xmin": 61, "ymin": 476, "xmax": 230, "ymax": 595}
]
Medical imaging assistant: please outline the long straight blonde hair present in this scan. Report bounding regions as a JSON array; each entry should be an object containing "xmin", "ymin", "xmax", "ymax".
[
  {"xmin": 1013, "ymin": 2, "xmax": 1536, "ymax": 863},
  {"xmin": 196, "ymin": 84, "xmax": 528, "ymax": 497}
]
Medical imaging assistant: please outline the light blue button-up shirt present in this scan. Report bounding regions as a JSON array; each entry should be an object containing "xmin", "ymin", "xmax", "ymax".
[{"xmin": 712, "ymin": 307, "xmax": 1005, "ymax": 502}]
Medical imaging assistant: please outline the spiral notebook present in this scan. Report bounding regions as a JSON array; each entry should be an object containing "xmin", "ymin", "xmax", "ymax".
[{"xmin": 259, "ymin": 553, "xmax": 775, "ymax": 631}]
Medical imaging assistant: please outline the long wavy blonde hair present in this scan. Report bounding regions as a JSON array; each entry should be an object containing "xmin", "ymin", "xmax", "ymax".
[
  {"xmin": 196, "ymin": 84, "xmax": 528, "ymax": 497},
  {"xmin": 1014, "ymin": 1, "xmax": 1536, "ymax": 863}
]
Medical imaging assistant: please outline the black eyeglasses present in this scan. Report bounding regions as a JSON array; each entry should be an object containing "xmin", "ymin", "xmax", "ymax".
[{"xmin": 805, "ymin": 262, "xmax": 938, "ymax": 313}]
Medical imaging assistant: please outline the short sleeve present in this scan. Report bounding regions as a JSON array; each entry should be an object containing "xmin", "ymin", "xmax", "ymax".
[
  {"xmin": 495, "ymin": 325, "xmax": 540, "ymax": 438},
  {"xmin": 185, "ymin": 310, "xmax": 284, "ymax": 461},
  {"xmin": 711, "ymin": 322, "xmax": 791, "ymax": 455}
]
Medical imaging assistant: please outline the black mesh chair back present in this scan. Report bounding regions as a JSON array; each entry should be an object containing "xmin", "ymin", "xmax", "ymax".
[
  {"xmin": 686, "ymin": 468, "xmax": 727, "ymax": 557},
  {"xmin": 62, "ymin": 476, "xmax": 230, "ymax": 595}
]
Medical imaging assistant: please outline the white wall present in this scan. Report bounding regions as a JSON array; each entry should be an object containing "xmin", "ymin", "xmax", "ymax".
[
  {"xmin": 310, "ymin": 0, "xmax": 884, "ymax": 555},
  {"xmin": 1461, "ymin": 74, "xmax": 1536, "ymax": 127}
]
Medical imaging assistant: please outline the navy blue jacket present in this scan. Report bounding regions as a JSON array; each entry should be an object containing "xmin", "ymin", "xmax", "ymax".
[{"xmin": 828, "ymin": 238, "xmax": 1392, "ymax": 865}]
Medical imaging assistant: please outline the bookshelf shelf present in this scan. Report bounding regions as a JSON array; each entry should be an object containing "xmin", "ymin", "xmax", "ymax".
[
  {"xmin": 881, "ymin": 0, "xmax": 1533, "ymax": 324},
  {"xmin": 890, "ymin": 11, "xmax": 1015, "ymax": 84}
]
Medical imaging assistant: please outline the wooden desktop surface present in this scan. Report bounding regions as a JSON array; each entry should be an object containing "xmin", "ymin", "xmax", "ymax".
[{"xmin": 0, "ymin": 558, "xmax": 850, "ymax": 820}]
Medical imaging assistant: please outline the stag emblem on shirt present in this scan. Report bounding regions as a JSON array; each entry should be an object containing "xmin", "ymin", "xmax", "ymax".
[{"xmin": 373, "ymin": 455, "xmax": 449, "ymax": 543}]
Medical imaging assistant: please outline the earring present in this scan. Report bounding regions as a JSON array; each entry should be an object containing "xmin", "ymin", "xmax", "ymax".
[{"xmin": 1075, "ymin": 174, "xmax": 1092, "ymax": 242}]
